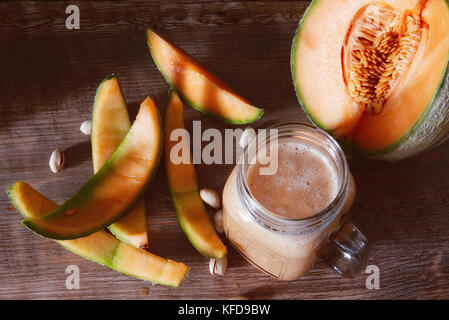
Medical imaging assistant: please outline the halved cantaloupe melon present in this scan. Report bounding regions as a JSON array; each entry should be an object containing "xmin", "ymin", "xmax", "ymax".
[
  {"xmin": 291, "ymin": 0, "xmax": 449, "ymax": 160},
  {"xmin": 164, "ymin": 89, "xmax": 227, "ymax": 259},
  {"xmin": 146, "ymin": 29, "xmax": 263, "ymax": 125},
  {"xmin": 92, "ymin": 75, "xmax": 149, "ymax": 248},
  {"xmin": 14, "ymin": 97, "xmax": 162, "ymax": 240},
  {"xmin": 8, "ymin": 181, "xmax": 188, "ymax": 287}
]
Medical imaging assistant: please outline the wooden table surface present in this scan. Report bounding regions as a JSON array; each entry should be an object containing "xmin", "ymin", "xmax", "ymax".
[{"xmin": 1, "ymin": 1, "xmax": 448, "ymax": 300}]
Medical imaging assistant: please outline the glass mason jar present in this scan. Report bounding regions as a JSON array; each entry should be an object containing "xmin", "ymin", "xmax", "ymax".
[{"xmin": 222, "ymin": 122, "xmax": 368, "ymax": 281}]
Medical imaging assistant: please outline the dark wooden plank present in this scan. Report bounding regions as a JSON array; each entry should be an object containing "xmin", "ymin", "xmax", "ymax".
[
  {"xmin": 0, "ymin": 1, "xmax": 308, "ymax": 41},
  {"xmin": 0, "ymin": 1, "xmax": 448, "ymax": 300}
]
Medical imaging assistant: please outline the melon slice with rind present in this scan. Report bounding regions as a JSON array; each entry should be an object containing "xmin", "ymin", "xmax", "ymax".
[
  {"xmin": 164, "ymin": 89, "xmax": 227, "ymax": 259},
  {"xmin": 92, "ymin": 74, "xmax": 149, "ymax": 248},
  {"xmin": 17, "ymin": 97, "xmax": 162, "ymax": 240},
  {"xmin": 8, "ymin": 181, "xmax": 188, "ymax": 287},
  {"xmin": 147, "ymin": 29, "xmax": 263, "ymax": 125}
]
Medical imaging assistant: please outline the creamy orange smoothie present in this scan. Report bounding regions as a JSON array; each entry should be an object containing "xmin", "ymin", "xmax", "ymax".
[
  {"xmin": 223, "ymin": 125, "xmax": 356, "ymax": 280},
  {"xmin": 247, "ymin": 143, "xmax": 339, "ymax": 219}
]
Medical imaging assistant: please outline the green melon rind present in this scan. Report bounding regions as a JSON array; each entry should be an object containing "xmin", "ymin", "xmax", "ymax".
[
  {"xmin": 146, "ymin": 29, "xmax": 263, "ymax": 125},
  {"xmin": 164, "ymin": 89, "xmax": 226, "ymax": 259},
  {"xmin": 18, "ymin": 110, "xmax": 163, "ymax": 240},
  {"xmin": 290, "ymin": 0, "xmax": 327, "ymax": 131},
  {"xmin": 109, "ymin": 243, "xmax": 189, "ymax": 287},
  {"xmin": 58, "ymin": 235, "xmax": 187, "ymax": 286},
  {"xmin": 8, "ymin": 182, "xmax": 119, "ymax": 267},
  {"xmin": 169, "ymin": 188, "xmax": 226, "ymax": 259},
  {"xmin": 64, "ymin": 236, "xmax": 187, "ymax": 286},
  {"xmin": 20, "ymin": 152, "xmax": 138, "ymax": 240},
  {"xmin": 291, "ymin": 0, "xmax": 449, "ymax": 160},
  {"xmin": 107, "ymin": 225, "xmax": 139, "ymax": 248},
  {"xmin": 91, "ymin": 74, "xmax": 128, "ymax": 243},
  {"xmin": 107, "ymin": 263, "xmax": 188, "ymax": 287},
  {"xmin": 8, "ymin": 184, "xmax": 189, "ymax": 287},
  {"xmin": 91, "ymin": 74, "xmax": 148, "ymax": 248},
  {"xmin": 59, "ymin": 235, "xmax": 120, "ymax": 267},
  {"xmin": 8, "ymin": 183, "xmax": 187, "ymax": 287}
]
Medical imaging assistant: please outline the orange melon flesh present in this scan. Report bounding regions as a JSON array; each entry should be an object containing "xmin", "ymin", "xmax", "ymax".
[
  {"xmin": 92, "ymin": 76, "xmax": 131, "ymax": 170},
  {"xmin": 92, "ymin": 75, "xmax": 148, "ymax": 248},
  {"xmin": 164, "ymin": 91, "xmax": 198, "ymax": 195},
  {"xmin": 19, "ymin": 98, "xmax": 162, "ymax": 239},
  {"xmin": 164, "ymin": 90, "xmax": 227, "ymax": 259},
  {"xmin": 8, "ymin": 181, "xmax": 188, "ymax": 287},
  {"xmin": 292, "ymin": 0, "xmax": 449, "ymax": 155},
  {"xmin": 147, "ymin": 29, "xmax": 263, "ymax": 124}
]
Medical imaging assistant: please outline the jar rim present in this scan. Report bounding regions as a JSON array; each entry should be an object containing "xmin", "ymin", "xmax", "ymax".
[{"xmin": 236, "ymin": 121, "xmax": 349, "ymax": 235}]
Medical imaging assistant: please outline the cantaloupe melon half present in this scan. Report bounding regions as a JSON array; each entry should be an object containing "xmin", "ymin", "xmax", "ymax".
[
  {"xmin": 164, "ymin": 90, "xmax": 227, "ymax": 259},
  {"xmin": 291, "ymin": 0, "xmax": 449, "ymax": 160},
  {"xmin": 15, "ymin": 97, "xmax": 162, "ymax": 240},
  {"xmin": 8, "ymin": 181, "xmax": 188, "ymax": 287},
  {"xmin": 146, "ymin": 29, "xmax": 263, "ymax": 125},
  {"xmin": 92, "ymin": 75, "xmax": 149, "ymax": 248}
]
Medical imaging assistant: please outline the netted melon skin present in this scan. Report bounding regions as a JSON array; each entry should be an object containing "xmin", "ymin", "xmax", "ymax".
[{"xmin": 371, "ymin": 68, "xmax": 449, "ymax": 161}]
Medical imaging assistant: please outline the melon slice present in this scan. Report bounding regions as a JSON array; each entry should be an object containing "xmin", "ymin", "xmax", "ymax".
[
  {"xmin": 92, "ymin": 75, "xmax": 148, "ymax": 248},
  {"xmin": 146, "ymin": 29, "xmax": 263, "ymax": 124},
  {"xmin": 291, "ymin": 0, "xmax": 449, "ymax": 160},
  {"xmin": 164, "ymin": 90, "xmax": 227, "ymax": 259},
  {"xmin": 8, "ymin": 181, "xmax": 188, "ymax": 287},
  {"xmin": 16, "ymin": 97, "xmax": 162, "ymax": 240}
]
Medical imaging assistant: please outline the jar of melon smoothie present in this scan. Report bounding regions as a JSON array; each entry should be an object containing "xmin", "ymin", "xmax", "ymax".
[{"xmin": 222, "ymin": 122, "xmax": 368, "ymax": 281}]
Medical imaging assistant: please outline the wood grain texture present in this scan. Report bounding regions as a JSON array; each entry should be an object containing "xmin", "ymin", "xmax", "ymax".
[
  {"xmin": 0, "ymin": 1, "xmax": 448, "ymax": 300},
  {"xmin": 0, "ymin": 1, "xmax": 308, "ymax": 42}
]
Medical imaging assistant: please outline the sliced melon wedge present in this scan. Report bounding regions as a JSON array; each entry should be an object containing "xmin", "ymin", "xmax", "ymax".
[
  {"xmin": 146, "ymin": 29, "xmax": 263, "ymax": 125},
  {"xmin": 165, "ymin": 90, "xmax": 227, "ymax": 259},
  {"xmin": 291, "ymin": 0, "xmax": 449, "ymax": 160},
  {"xmin": 8, "ymin": 181, "xmax": 188, "ymax": 287},
  {"xmin": 92, "ymin": 75, "xmax": 149, "ymax": 248},
  {"xmin": 17, "ymin": 97, "xmax": 162, "ymax": 240}
]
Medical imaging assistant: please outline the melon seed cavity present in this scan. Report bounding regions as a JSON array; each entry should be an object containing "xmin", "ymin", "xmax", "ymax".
[{"xmin": 343, "ymin": 4, "xmax": 424, "ymax": 114}]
